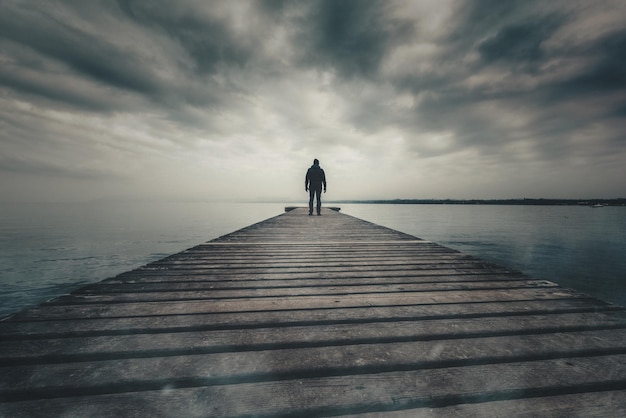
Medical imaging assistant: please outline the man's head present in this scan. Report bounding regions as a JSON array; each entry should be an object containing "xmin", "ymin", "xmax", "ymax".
[{"xmin": 313, "ymin": 158, "xmax": 319, "ymax": 165}]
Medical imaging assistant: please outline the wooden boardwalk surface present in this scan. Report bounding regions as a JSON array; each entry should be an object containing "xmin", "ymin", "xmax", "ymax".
[{"xmin": 1, "ymin": 207, "xmax": 626, "ymax": 417}]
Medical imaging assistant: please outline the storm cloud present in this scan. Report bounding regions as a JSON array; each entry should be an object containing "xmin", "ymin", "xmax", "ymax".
[{"xmin": 1, "ymin": 0, "xmax": 624, "ymax": 202}]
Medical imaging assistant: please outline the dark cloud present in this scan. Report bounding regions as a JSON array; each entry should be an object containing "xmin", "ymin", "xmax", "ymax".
[
  {"xmin": 549, "ymin": 28, "xmax": 626, "ymax": 97},
  {"xmin": 292, "ymin": 0, "xmax": 414, "ymax": 78},
  {"xmin": 0, "ymin": 5, "xmax": 161, "ymax": 95},
  {"xmin": 115, "ymin": 0, "xmax": 255, "ymax": 75},
  {"xmin": 445, "ymin": 0, "xmax": 532, "ymax": 54},
  {"xmin": 477, "ymin": 16, "xmax": 563, "ymax": 71},
  {"xmin": 378, "ymin": 1, "xmax": 626, "ymax": 163},
  {"xmin": 0, "ymin": 1, "xmax": 236, "ymax": 116},
  {"xmin": 0, "ymin": 67, "xmax": 111, "ymax": 113}
]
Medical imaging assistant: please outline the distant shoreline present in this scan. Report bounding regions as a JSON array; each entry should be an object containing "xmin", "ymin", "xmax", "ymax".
[{"xmin": 331, "ymin": 198, "xmax": 626, "ymax": 206}]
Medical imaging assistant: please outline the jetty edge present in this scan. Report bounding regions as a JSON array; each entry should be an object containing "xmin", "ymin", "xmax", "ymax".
[{"xmin": 1, "ymin": 207, "xmax": 625, "ymax": 417}]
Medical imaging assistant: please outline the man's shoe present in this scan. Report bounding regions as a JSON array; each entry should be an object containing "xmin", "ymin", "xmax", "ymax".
[{"xmin": 309, "ymin": 212, "xmax": 313, "ymax": 216}]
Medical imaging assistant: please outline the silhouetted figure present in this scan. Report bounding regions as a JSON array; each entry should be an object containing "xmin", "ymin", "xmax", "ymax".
[{"xmin": 305, "ymin": 158, "xmax": 327, "ymax": 215}]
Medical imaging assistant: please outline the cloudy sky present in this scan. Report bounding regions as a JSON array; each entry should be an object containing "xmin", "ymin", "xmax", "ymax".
[{"xmin": 1, "ymin": 0, "xmax": 625, "ymax": 202}]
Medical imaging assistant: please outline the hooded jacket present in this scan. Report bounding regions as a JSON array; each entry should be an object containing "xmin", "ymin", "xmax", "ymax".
[{"xmin": 305, "ymin": 163, "xmax": 326, "ymax": 190}]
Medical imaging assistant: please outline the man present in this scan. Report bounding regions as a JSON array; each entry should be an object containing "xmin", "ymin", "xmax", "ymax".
[{"xmin": 305, "ymin": 158, "xmax": 327, "ymax": 215}]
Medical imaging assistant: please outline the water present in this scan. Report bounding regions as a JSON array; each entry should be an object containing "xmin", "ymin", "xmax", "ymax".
[
  {"xmin": 0, "ymin": 202, "xmax": 283, "ymax": 318},
  {"xmin": 1, "ymin": 202, "xmax": 625, "ymax": 318}
]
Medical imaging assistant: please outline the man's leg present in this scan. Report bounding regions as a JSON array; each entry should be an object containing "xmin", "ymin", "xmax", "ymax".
[
  {"xmin": 315, "ymin": 188, "xmax": 322, "ymax": 215},
  {"xmin": 309, "ymin": 188, "xmax": 315, "ymax": 215}
]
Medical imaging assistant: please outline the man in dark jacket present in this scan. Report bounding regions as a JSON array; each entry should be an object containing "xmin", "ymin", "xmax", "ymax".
[{"xmin": 305, "ymin": 158, "xmax": 327, "ymax": 215}]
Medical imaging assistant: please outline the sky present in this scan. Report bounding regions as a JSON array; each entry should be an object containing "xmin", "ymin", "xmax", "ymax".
[{"xmin": 1, "ymin": 0, "xmax": 625, "ymax": 203}]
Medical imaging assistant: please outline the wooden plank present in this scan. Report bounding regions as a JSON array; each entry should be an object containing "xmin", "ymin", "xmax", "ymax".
[
  {"xmin": 154, "ymin": 254, "xmax": 467, "ymax": 264},
  {"xmin": 135, "ymin": 263, "xmax": 511, "ymax": 276},
  {"xmin": 3, "ymin": 312, "xmax": 626, "ymax": 364},
  {"xmin": 343, "ymin": 391, "xmax": 626, "ymax": 417},
  {"xmin": 111, "ymin": 269, "xmax": 520, "ymax": 282},
  {"xmin": 49, "ymin": 280, "xmax": 558, "ymax": 305},
  {"xmin": 2, "ymin": 388, "xmax": 625, "ymax": 418},
  {"xmin": 72, "ymin": 278, "xmax": 550, "ymax": 295},
  {"xmin": 2, "ymin": 330, "xmax": 626, "ymax": 397},
  {"xmin": 10, "ymin": 287, "xmax": 588, "ymax": 320},
  {"xmin": 2, "ymin": 355, "xmax": 626, "ymax": 414},
  {"xmin": 84, "ymin": 275, "xmax": 533, "ymax": 290},
  {"xmin": 2, "ymin": 299, "xmax": 618, "ymax": 340},
  {"xmin": 285, "ymin": 206, "xmax": 341, "ymax": 212}
]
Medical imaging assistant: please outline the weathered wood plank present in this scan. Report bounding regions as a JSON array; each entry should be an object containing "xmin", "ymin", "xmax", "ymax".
[
  {"xmin": 11, "ymin": 287, "xmax": 587, "ymax": 320},
  {"xmin": 3, "ymin": 388, "xmax": 625, "ymax": 418},
  {"xmin": 112, "ymin": 268, "xmax": 519, "ymax": 282},
  {"xmin": 348, "ymin": 390, "xmax": 626, "ymax": 417},
  {"xmin": 2, "ymin": 354, "xmax": 626, "ymax": 414},
  {"xmin": 3, "ymin": 312, "xmax": 626, "ymax": 365},
  {"xmin": 2, "ymin": 331, "xmax": 626, "ymax": 398},
  {"xmin": 135, "ymin": 263, "xmax": 512, "ymax": 276},
  {"xmin": 2, "ymin": 299, "xmax": 618, "ymax": 340},
  {"xmin": 72, "ymin": 278, "xmax": 550, "ymax": 296},
  {"xmin": 50, "ymin": 280, "xmax": 557, "ymax": 305},
  {"xmin": 86, "ymin": 274, "xmax": 532, "ymax": 290}
]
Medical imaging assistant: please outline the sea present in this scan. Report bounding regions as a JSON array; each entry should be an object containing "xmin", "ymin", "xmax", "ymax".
[{"xmin": 1, "ymin": 201, "xmax": 625, "ymax": 318}]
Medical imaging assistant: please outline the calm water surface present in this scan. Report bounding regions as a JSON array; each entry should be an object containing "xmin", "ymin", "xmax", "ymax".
[
  {"xmin": 1, "ymin": 201, "xmax": 625, "ymax": 318},
  {"xmin": 0, "ymin": 202, "xmax": 283, "ymax": 318}
]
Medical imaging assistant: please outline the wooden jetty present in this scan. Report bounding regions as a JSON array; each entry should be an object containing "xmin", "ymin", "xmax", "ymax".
[{"xmin": 1, "ymin": 207, "xmax": 626, "ymax": 417}]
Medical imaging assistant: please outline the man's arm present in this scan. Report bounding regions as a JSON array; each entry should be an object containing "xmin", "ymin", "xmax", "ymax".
[
  {"xmin": 305, "ymin": 170, "xmax": 309, "ymax": 191},
  {"xmin": 322, "ymin": 170, "xmax": 327, "ymax": 192}
]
